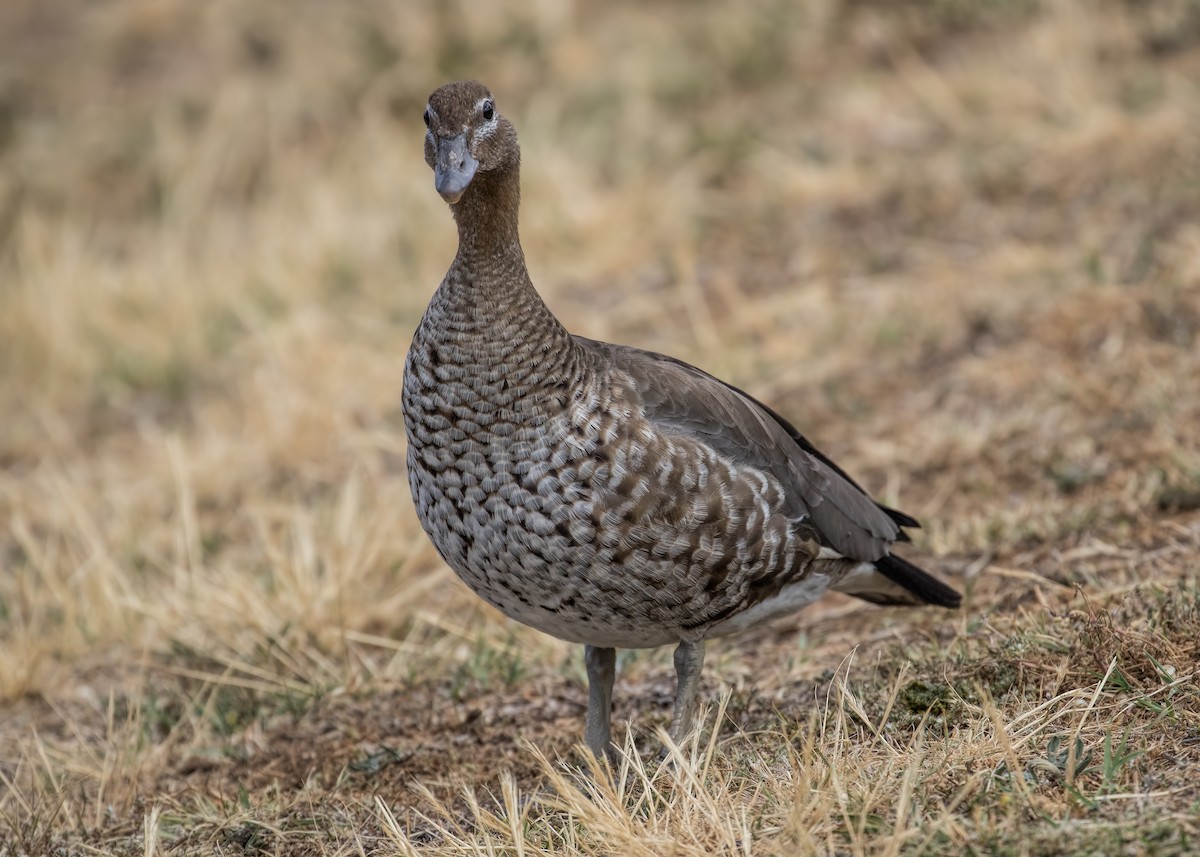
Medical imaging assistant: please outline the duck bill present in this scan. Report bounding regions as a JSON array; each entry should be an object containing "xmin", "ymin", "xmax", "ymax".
[{"xmin": 434, "ymin": 134, "xmax": 479, "ymax": 204}]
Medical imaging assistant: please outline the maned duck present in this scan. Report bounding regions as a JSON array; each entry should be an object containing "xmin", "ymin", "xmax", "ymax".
[{"xmin": 402, "ymin": 80, "xmax": 961, "ymax": 761}]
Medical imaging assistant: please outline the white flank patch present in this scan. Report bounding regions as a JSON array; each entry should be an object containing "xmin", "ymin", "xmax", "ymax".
[
  {"xmin": 829, "ymin": 562, "xmax": 909, "ymax": 601},
  {"xmin": 708, "ymin": 573, "xmax": 833, "ymax": 638}
]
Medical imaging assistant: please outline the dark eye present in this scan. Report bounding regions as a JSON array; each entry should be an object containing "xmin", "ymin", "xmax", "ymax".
[
  {"xmin": 423, "ymin": 108, "xmax": 431, "ymax": 127},
  {"xmin": 481, "ymin": 101, "xmax": 494, "ymax": 121}
]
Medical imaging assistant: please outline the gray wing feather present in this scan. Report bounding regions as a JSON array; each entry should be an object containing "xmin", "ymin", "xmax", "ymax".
[{"xmin": 576, "ymin": 336, "xmax": 901, "ymax": 561}]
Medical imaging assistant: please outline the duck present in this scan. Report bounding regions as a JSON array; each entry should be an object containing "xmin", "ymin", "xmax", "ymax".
[{"xmin": 402, "ymin": 80, "xmax": 961, "ymax": 761}]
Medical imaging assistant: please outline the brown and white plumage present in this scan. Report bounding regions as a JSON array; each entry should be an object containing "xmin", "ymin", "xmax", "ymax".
[{"xmin": 402, "ymin": 80, "xmax": 960, "ymax": 760}]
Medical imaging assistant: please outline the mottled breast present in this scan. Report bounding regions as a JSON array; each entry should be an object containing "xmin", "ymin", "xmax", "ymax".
[{"xmin": 403, "ymin": 298, "xmax": 824, "ymax": 647}]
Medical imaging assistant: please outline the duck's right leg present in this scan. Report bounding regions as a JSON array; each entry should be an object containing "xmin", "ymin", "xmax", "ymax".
[
  {"xmin": 584, "ymin": 645, "xmax": 617, "ymax": 762},
  {"xmin": 666, "ymin": 639, "xmax": 706, "ymax": 751}
]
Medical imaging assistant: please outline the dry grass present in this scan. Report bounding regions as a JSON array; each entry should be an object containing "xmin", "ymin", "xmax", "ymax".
[{"xmin": 2, "ymin": 0, "xmax": 1200, "ymax": 853}]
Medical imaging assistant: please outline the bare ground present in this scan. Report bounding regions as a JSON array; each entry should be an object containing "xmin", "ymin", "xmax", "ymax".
[{"xmin": 1, "ymin": 0, "xmax": 1199, "ymax": 854}]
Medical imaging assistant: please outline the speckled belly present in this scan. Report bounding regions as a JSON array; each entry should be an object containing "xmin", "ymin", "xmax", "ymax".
[
  {"xmin": 403, "ymin": 334, "xmax": 820, "ymax": 648},
  {"xmin": 406, "ymin": 429, "xmax": 684, "ymax": 648}
]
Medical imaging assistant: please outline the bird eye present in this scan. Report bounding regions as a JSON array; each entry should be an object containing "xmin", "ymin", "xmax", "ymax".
[
  {"xmin": 481, "ymin": 100, "xmax": 495, "ymax": 122},
  {"xmin": 423, "ymin": 108, "xmax": 431, "ymax": 127}
]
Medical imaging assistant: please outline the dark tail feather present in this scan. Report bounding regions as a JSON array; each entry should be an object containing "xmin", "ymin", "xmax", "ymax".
[
  {"xmin": 878, "ymin": 504, "xmax": 921, "ymax": 530},
  {"xmin": 873, "ymin": 554, "xmax": 961, "ymax": 608}
]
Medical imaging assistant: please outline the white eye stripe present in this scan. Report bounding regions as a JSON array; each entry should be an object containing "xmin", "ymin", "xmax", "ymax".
[{"xmin": 473, "ymin": 117, "xmax": 499, "ymax": 141}]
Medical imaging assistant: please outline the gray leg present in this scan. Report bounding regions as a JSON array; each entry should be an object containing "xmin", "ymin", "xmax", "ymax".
[
  {"xmin": 584, "ymin": 646, "xmax": 616, "ymax": 762},
  {"xmin": 666, "ymin": 639, "xmax": 706, "ymax": 749}
]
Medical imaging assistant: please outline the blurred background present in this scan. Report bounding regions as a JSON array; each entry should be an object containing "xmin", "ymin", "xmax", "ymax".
[{"xmin": 1, "ymin": 0, "xmax": 1199, "ymax": 845}]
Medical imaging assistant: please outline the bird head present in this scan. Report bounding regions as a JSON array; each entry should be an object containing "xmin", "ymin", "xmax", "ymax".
[{"xmin": 423, "ymin": 80, "xmax": 519, "ymax": 205}]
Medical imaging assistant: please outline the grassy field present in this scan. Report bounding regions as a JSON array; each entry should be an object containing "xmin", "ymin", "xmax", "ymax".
[{"xmin": 2, "ymin": 0, "xmax": 1199, "ymax": 853}]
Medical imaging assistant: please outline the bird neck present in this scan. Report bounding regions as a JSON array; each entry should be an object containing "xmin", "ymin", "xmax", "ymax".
[
  {"xmin": 451, "ymin": 161, "xmax": 523, "ymax": 263},
  {"xmin": 436, "ymin": 159, "xmax": 578, "ymax": 372}
]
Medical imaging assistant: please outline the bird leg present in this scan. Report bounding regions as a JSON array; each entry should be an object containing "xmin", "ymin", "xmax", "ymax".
[
  {"xmin": 666, "ymin": 639, "xmax": 706, "ymax": 751},
  {"xmin": 584, "ymin": 645, "xmax": 617, "ymax": 762}
]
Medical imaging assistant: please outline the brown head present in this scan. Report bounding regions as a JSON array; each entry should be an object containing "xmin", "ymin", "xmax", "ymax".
[{"xmin": 423, "ymin": 81, "xmax": 520, "ymax": 205}]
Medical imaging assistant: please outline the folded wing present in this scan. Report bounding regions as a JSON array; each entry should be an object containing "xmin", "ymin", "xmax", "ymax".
[{"xmin": 576, "ymin": 337, "xmax": 909, "ymax": 563}]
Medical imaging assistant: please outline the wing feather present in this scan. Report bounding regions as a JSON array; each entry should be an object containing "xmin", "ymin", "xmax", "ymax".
[{"xmin": 576, "ymin": 336, "xmax": 907, "ymax": 562}]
